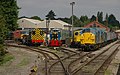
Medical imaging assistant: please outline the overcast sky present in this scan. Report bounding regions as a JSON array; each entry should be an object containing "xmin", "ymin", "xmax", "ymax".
[{"xmin": 17, "ymin": 0, "xmax": 120, "ymax": 21}]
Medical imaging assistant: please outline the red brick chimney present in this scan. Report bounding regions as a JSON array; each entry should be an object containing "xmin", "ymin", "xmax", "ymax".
[{"xmin": 96, "ymin": 17, "xmax": 98, "ymax": 22}]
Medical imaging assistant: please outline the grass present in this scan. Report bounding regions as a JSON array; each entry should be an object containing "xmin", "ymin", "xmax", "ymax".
[
  {"xmin": 0, "ymin": 53, "xmax": 14, "ymax": 66},
  {"xmin": 17, "ymin": 57, "xmax": 29, "ymax": 67},
  {"xmin": 104, "ymin": 69, "xmax": 111, "ymax": 75}
]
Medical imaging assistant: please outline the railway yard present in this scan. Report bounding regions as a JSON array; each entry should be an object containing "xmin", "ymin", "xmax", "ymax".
[
  {"xmin": 0, "ymin": 40, "xmax": 119, "ymax": 75},
  {"xmin": 1, "ymin": 0, "xmax": 120, "ymax": 75}
]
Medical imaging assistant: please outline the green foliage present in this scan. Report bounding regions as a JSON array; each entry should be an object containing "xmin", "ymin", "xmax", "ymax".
[
  {"xmin": 105, "ymin": 13, "xmax": 108, "ymax": 21},
  {"xmin": 97, "ymin": 11, "xmax": 103, "ymax": 23},
  {"xmin": 70, "ymin": 15, "xmax": 82, "ymax": 27},
  {"xmin": 0, "ymin": 0, "xmax": 19, "ymax": 31},
  {"xmin": 30, "ymin": 16, "xmax": 42, "ymax": 21},
  {"xmin": 19, "ymin": 16, "xmax": 28, "ymax": 19},
  {"xmin": 0, "ymin": 45, "xmax": 5, "ymax": 56},
  {"xmin": 0, "ymin": 0, "xmax": 18, "ymax": 61},
  {"xmin": 46, "ymin": 10, "xmax": 56, "ymax": 20},
  {"xmin": 80, "ymin": 15, "xmax": 89, "ymax": 23},
  {"xmin": 0, "ymin": 53, "xmax": 14, "ymax": 65},
  {"xmin": 57, "ymin": 17, "xmax": 71, "ymax": 24},
  {"xmin": 79, "ymin": 15, "xmax": 91, "ymax": 27},
  {"xmin": 0, "ymin": 44, "xmax": 6, "ymax": 62},
  {"xmin": 90, "ymin": 15, "xmax": 96, "ymax": 22},
  {"xmin": 108, "ymin": 14, "xmax": 120, "ymax": 28},
  {"xmin": 57, "ymin": 11, "xmax": 120, "ymax": 29},
  {"xmin": 0, "ymin": 13, "xmax": 8, "ymax": 44},
  {"xmin": 17, "ymin": 57, "xmax": 29, "ymax": 66}
]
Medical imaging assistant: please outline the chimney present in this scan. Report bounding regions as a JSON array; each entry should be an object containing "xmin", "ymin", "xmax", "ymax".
[{"xmin": 96, "ymin": 17, "xmax": 98, "ymax": 22}]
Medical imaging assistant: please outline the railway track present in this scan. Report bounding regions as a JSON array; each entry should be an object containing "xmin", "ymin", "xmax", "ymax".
[
  {"xmin": 70, "ymin": 41, "xmax": 120, "ymax": 75},
  {"xmin": 33, "ymin": 47, "xmax": 81, "ymax": 75},
  {"xmin": 47, "ymin": 40, "xmax": 119, "ymax": 75},
  {"xmin": 59, "ymin": 47, "xmax": 80, "ymax": 57},
  {"xmin": 6, "ymin": 43, "xmax": 49, "ymax": 75},
  {"xmin": 5, "ymin": 40, "xmax": 120, "ymax": 75},
  {"xmin": 5, "ymin": 43, "xmax": 67, "ymax": 75},
  {"xmin": 48, "ymin": 50, "xmax": 92, "ymax": 75}
]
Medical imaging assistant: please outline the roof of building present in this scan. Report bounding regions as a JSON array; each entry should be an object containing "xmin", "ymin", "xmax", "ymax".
[
  {"xmin": 18, "ymin": 18, "xmax": 71, "ymax": 29},
  {"xmin": 19, "ymin": 18, "xmax": 42, "ymax": 24},
  {"xmin": 42, "ymin": 20, "xmax": 71, "ymax": 26},
  {"xmin": 115, "ymin": 30, "xmax": 120, "ymax": 32},
  {"xmin": 84, "ymin": 21, "xmax": 110, "ymax": 31},
  {"xmin": 53, "ymin": 20, "xmax": 71, "ymax": 26}
]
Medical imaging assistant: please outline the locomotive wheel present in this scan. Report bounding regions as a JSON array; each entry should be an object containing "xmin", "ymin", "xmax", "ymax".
[{"xmin": 70, "ymin": 41, "xmax": 75, "ymax": 48}]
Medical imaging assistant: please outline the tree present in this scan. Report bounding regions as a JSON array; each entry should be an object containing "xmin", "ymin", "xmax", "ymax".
[
  {"xmin": 105, "ymin": 13, "xmax": 108, "ymax": 21},
  {"xmin": 0, "ymin": 0, "xmax": 19, "ymax": 31},
  {"xmin": 108, "ymin": 14, "xmax": 120, "ymax": 28},
  {"xmin": 97, "ymin": 11, "xmax": 103, "ymax": 23},
  {"xmin": 46, "ymin": 10, "xmax": 56, "ymax": 20},
  {"xmin": 57, "ymin": 17, "xmax": 71, "ymax": 24},
  {"xmin": 70, "ymin": 15, "xmax": 82, "ymax": 27},
  {"xmin": 0, "ymin": 15, "xmax": 7, "ymax": 44},
  {"xmin": 80, "ymin": 15, "xmax": 90, "ymax": 26},
  {"xmin": 80, "ymin": 15, "xmax": 89, "ymax": 23},
  {"xmin": 90, "ymin": 15, "xmax": 96, "ymax": 22},
  {"xmin": 19, "ymin": 16, "xmax": 28, "ymax": 19},
  {"xmin": 30, "ymin": 16, "xmax": 42, "ymax": 21},
  {"xmin": 103, "ymin": 13, "xmax": 109, "ymax": 26},
  {"xmin": 0, "ymin": 0, "xmax": 19, "ymax": 61},
  {"xmin": 0, "ymin": 10, "xmax": 7, "ymax": 61}
]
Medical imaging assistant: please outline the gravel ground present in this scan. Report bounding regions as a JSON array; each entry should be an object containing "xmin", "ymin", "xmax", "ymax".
[
  {"xmin": 105, "ymin": 45, "xmax": 120, "ymax": 75},
  {"xmin": 0, "ymin": 47, "xmax": 43, "ymax": 75}
]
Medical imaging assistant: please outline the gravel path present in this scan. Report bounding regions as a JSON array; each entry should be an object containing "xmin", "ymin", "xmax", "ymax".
[
  {"xmin": 0, "ymin": 47, "xmax": 43, "ymax": 75},
  {"xmin": 105, "ymin": 46, "xmax": 120, "ymax": 75}
]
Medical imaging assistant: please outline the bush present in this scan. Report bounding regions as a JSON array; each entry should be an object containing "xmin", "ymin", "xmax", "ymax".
[
  {"xmin": 0, "ymin": 44, "xmax": 5, "ymax": 56},
  {"xmin": 0, "ymin": 56, "xmax": 3, "ymax": 62}
]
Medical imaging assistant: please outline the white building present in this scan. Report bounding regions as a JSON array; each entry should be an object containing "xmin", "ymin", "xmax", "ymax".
[
  {"xmin": 18, "ymin": 18, "xmax": 42, "ymax": 30},
  {"xmin": 18, "ymin": 18, "xmax": 71, "ymax": 30}
]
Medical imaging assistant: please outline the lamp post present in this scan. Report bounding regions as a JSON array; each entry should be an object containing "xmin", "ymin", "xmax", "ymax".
[
  {"xmin": 46, "ymin": 18, "xmax": 50, "ymax": 46},
  {"xmin": 70, "ymin": 2, "xmax": 75, "ymax": 39}
]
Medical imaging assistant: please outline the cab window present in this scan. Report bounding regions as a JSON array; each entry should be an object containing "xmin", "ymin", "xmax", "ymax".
[
  {"xmin": 75, "ymin": 32, "xmax": 78, "ymax": 36},
  {"xmin": 32, "ymin": 31, "xmax": 35, "ymax": 35},
  {"xmin": 52, "ymin": 34, "xmax": 58, "ymax": 39},
  {"xmin": 82, "ymin": 29, "xmax": 90, "ymax": 33},
  {"xmin": 40, "ymin": 31, "xmax": 44, "ymax": 35}
]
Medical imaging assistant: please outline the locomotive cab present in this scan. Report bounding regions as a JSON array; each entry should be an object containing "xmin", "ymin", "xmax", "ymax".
[
  {"xmin": 80, "ymin": 28, "xmax": 97, "ymax": 50},
  {"xmin": 70, "ymin": 30, "xmax": 81, "ymax": 48},
  {"xmin": 49, "ymin": 29, "xmax": 62, "ymax": 47},
  {"xmin": 80, "ymin": 28, "xmax": 95, "ymax": 45}
]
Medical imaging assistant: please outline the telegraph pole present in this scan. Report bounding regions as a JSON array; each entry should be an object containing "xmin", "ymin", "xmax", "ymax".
[
  {"xmin": 70, "ymin": 2, "xmax": 75, "ymax": 39},
  {"xmin": 46, "ymin": 18, "xmax": 50, "ymax": 46}
]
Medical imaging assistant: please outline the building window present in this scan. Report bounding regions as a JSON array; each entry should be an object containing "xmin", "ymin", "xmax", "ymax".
[
  {"xmin": 97, "ymin": 26, "xmax": 100, "ymax": 27},
  {"xmin": 93, "ymin": 23, "xmax": 96, "ymax": 27},
  {"xmin": 90, "ymin": 25, "xmax": 92, "ymax": 27},
  {"xmin": 22, "ymin": 20, "xmax": 24, "ymax": 22}
]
